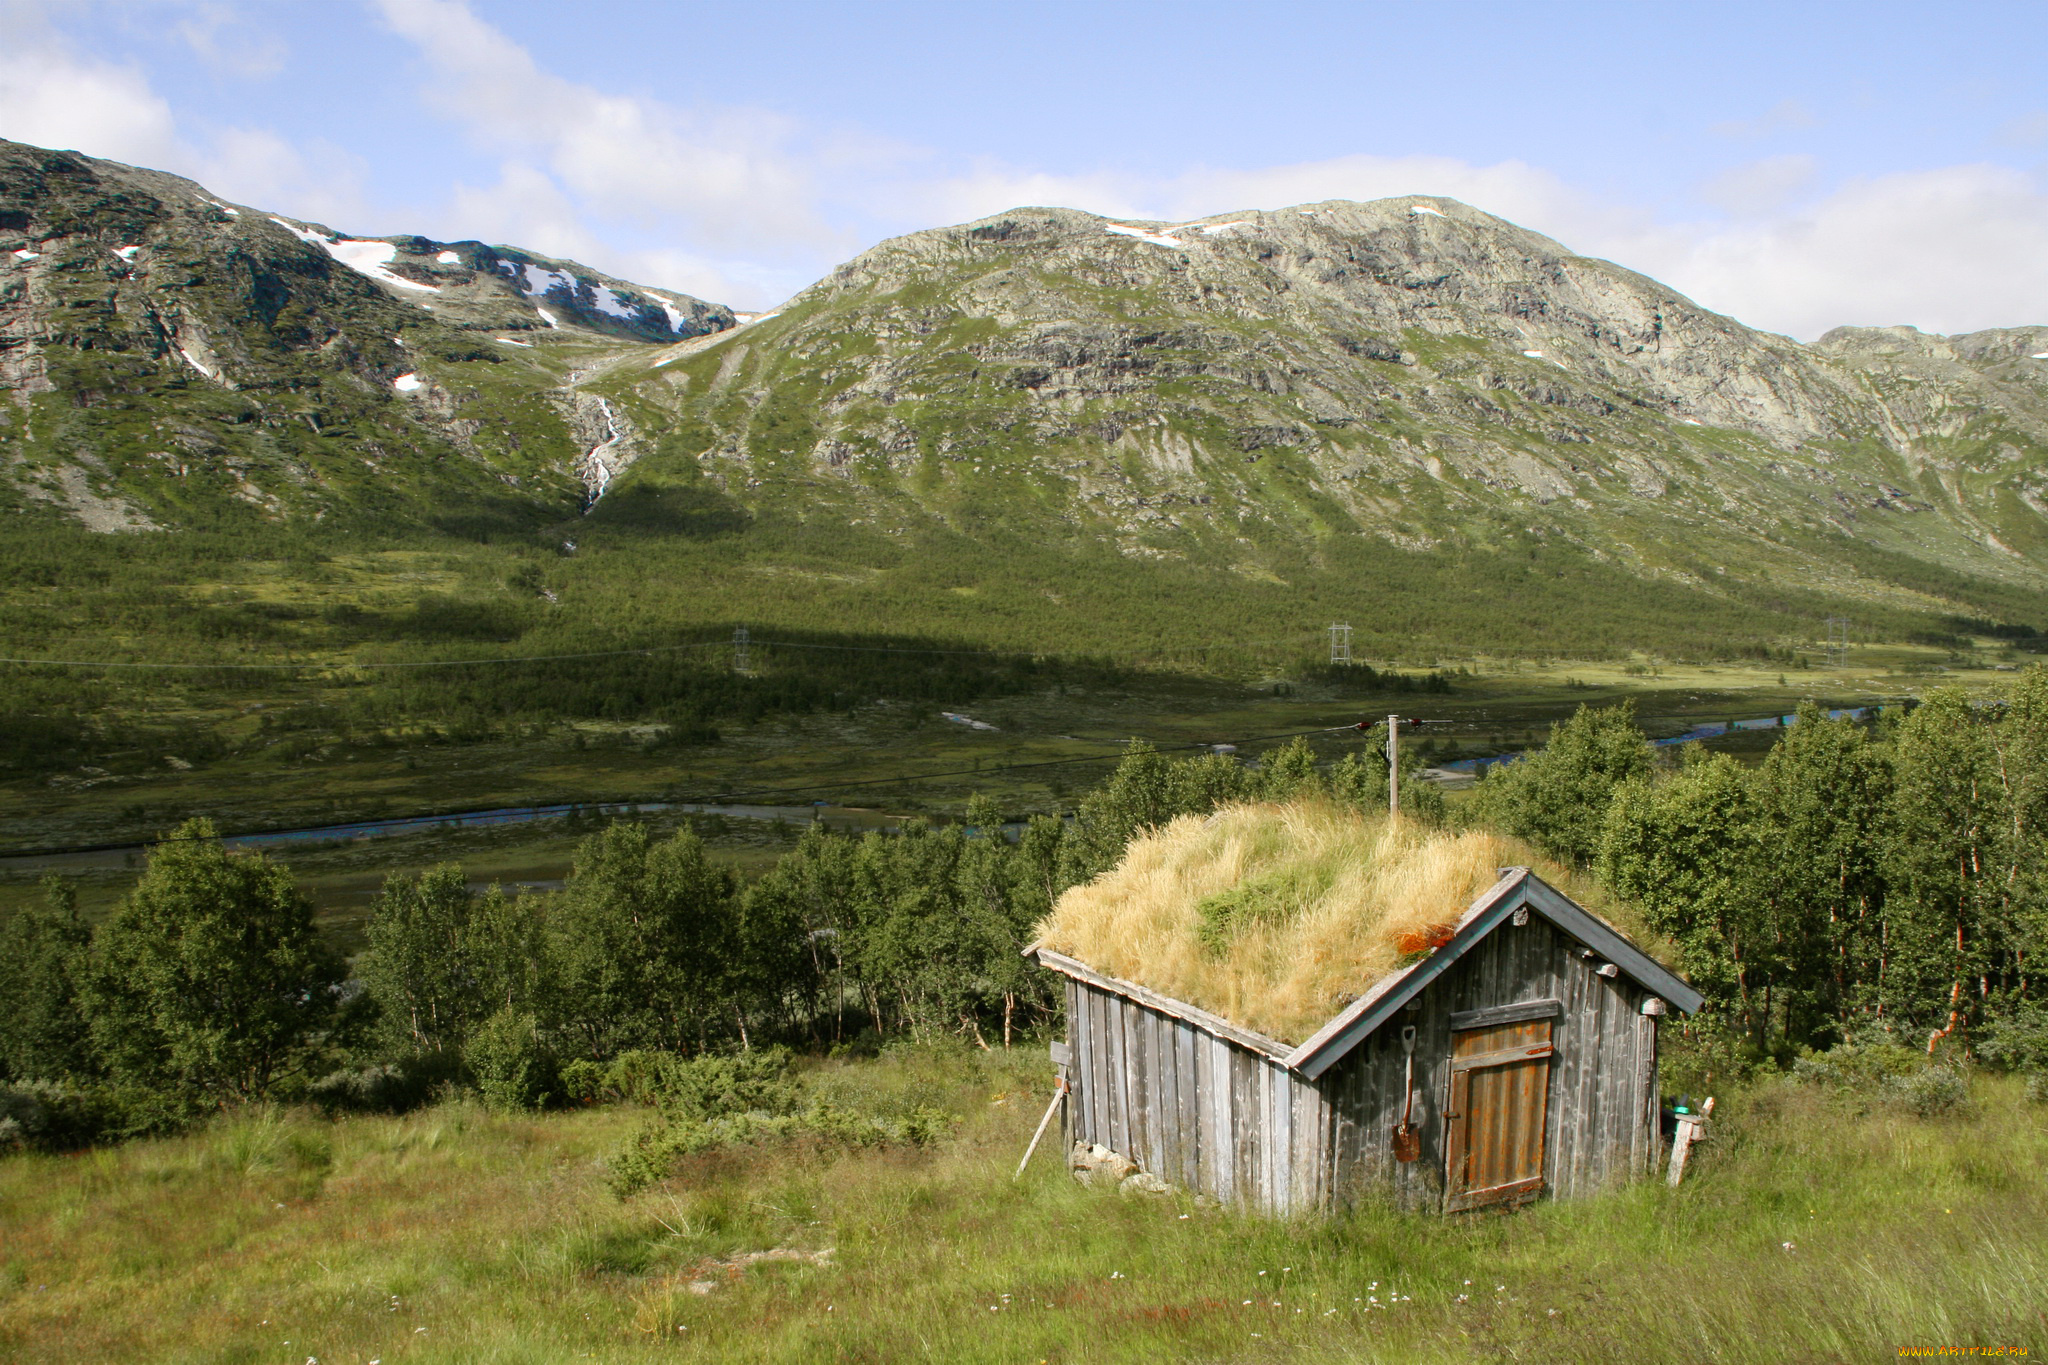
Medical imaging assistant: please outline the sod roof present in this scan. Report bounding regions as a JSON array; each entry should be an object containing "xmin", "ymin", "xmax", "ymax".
[{"xmin": 1032, "ymin": 800, "xmax": 1647, "ymax": 1046}]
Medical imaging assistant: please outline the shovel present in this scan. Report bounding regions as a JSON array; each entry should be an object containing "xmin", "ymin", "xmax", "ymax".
[{"xmin": 1392, "ymin": 1023, "xmax": 1421, "ymax": 1162}]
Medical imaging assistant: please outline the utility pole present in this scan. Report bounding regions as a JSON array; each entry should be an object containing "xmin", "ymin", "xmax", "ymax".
[
  {"xmin": 1825, "ymin": 617, "xmax": 1850, "ymax": 669},
  {"xmin": 1387, "ymin": 712, "xmax": 1401, "ymax": 816},
  {"xmin": 733, "ymin": 625, "xmax": 751, "ymax": 675},
  {"xmin": 1329, "ymin": 622, "xmax": 1352, "ymax": 667}
]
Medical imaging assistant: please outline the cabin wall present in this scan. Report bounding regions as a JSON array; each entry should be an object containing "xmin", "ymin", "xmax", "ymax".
[
  {"xmin": 1062, "ymin": 978, "xmax": 1329, "ymax": 1215},
  {"xmin": 1322, "ymin": 913, "xmax": 1660, "ymax": 1211}
]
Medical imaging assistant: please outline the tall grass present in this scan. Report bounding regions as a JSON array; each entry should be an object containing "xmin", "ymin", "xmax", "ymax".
[{"xmin": 1, "ymin": 1048, "xmax": 2042, "ymax": 1363}]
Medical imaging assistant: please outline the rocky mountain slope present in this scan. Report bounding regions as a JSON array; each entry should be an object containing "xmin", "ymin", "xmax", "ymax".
[
  {"xmin": 584, "ymin": 199, "xmax": 2048, "ymax": 628},
  {"xmin": 4, "ymin": 129, "xmax": 2047, "ymax": 647},
  {"xmin": 0, "ymin": 137, "xmax": 730, "ymax": 530}
]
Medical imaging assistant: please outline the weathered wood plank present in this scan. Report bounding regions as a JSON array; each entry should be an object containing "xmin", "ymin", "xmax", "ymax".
[
  {"xmin": 1208, "ymin": 1033, "xmax": 1235, "ymax": 1206},
  {"xmin": 1033, "ymin": 950, "xmax": 1292, "ymax": 1059},
  {"xmin": 1105, "ymin": 988, "xmax": 1128, "ymax": 1157}
]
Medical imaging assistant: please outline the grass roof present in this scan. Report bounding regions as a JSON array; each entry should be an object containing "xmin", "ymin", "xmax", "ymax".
[{"xmin": 1034, "ymin": 800, "xmax": 1636, "ymax": 1046}]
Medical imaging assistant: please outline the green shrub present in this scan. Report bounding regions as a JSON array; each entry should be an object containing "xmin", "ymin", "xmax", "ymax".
[
  {"xmin": 1790, "ymin": 1041, "xmax": 1923, "ymax": 1090},
  {"xmin": 464, "ymin": 1008, "xmax": 556, "ymax": 1112},
  {"xmin": 605, "ymin": 1102, "xmax": 955, "ymax": 1199},
  {"xmin": 650, "ymin": 1047, "xmax": 803, "ymax": 1121},
  {"xmin": 306, "ymin": 1051, "xmax": 460, "ymax": 1115},
  {"xmin": 0, "ymin": 1079, "xmax": 193, "ymax": 1151},
  {"xmin": 1886, "ymin": 1065, "xmax": 1969, "ymax": 1119},
  {"xmin": 2025, "ymin": 1072, "xmax": 2048, "ymax": 1105},
  {"xmin": 1975, "ymin": 1005, "xmax": 2048, "ymax": 1073}
]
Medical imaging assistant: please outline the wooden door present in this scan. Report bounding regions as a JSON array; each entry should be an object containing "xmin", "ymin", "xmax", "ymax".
[{"xmin": 1443, "ymin": 1016, "xmax": 1554, "ymax": 1212}]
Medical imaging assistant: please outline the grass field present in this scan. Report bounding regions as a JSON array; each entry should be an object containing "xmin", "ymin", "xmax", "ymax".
[{"xmin": 3, "ymin": 1045, "xmax": 2042, "ymax": 1364}]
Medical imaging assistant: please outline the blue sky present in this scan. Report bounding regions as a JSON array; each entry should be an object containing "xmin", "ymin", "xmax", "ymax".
[{"xmin": 6, "ymin": 0, "xmax": 2048, "ymax": 333}]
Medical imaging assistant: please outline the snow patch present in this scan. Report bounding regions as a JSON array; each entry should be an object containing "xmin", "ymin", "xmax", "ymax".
[
  {"xmin": 113, "ymin": 245, "xmax": 141, "ymax": 261},
  {"xmin": 198, "ymin": 198, "xmax": 239, "ymax": 216},
  {"xmin": 12, "ymin": 249, "xmax": 39, "ymax": 260},
  {"xmin": 535, "ymin": 307, "xmax": 561, "ymax": 329},
  {"xmin": 435, "ymin": 250, "xmax": 460, "ymax": 264},
  {"xmin": 1681, "ymin": 418, "xmax": 1703, "ymax": 426},
  {"xmin": 519, "ymin": 263, "xmax": 575, "ymax": 297},
  {"xmin": 2032, "ymin": 351, "xmax": 2048, "ymax": 359},
  {"xmin": 649, "ymin": 293, "xmax": 695, "ymax": 333},
  {"xmin": 941, "ymin": 712, "xmax": 999, "ymax": 732},
  {"xmin": 1410, "ymin": 204, "xmax": 1446, "ymax": 217},
  {"xmin": 494, "ymin": 337, "xmax": 535, "ymax": 348},
  {"xmin": 176, "ymin": 347, "xmax": 218, "ymax": 380},
  {"xmin": 392, "ymin": 372, "xmax": 423, "ymax": 393},
  {"xmin": 591, "ymin": 284, "xmax": 639, "ymax": 319},
  {"xmin": 734, "ymin": 310, "xmax": 780, "ymax": 327},
  {"xmin": 1106, "ymin": 223, "xmax": 1185, "ymax": 248},
  {"xmin": 269, "ymin": 218, "xmax": 439, "ymax": 293},
  {"xmin": 1197, "ymin": 220, "xmax": 1250, "ymax": 235},
  {"xmin": 1522, "ymin": 349, "xmax": 1545, "ymax": 358}
]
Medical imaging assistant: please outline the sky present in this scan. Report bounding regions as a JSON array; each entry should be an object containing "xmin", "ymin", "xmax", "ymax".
[{"xmin": 5, "ymin": 0, "xmax": 2048, "ymax": 335}]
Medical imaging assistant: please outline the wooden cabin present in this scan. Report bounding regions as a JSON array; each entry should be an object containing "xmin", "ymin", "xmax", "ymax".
[{"xmin": 1027, "ymin": 805, "xmax": 1702, "ymax": 1215}]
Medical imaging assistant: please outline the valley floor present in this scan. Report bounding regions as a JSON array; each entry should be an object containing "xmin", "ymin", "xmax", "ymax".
[
  {"xmin": 0, "ymin": 656, "xmax": 1982, "ymax": 933},
  {"xmin": 2, "ymin": 1047, "xmax": 2041, "ymax": 1364}
]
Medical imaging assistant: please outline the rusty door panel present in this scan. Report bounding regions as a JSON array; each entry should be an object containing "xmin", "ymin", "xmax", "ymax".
[{"xmin": 1444, "ymin": 1017, "xmax": 1553, "ymax": 1212}]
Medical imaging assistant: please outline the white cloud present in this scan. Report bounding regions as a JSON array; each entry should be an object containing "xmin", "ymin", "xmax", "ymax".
[
  {"xmin": 0, "ymin": 0, "xmax": 365, "ymax": 225},
  {"xmin": 1697, "ymin": 154, "xmax": 1820, "ymax": 217},
  {"xmin": 436, "ymin": 162, "xmax": 799, "ymax": 305},
  {"xmin": 0, "ymin": 0, "xmax": 183, "ymax": 167},
  {"xmin": 1651, "ymin": 164, "xmax": 2048, "ymax": 338},
  {"xmin": 175, "ymin": 2, "xmax": 288, "ymax": 79},
  {"xmin": 369, "ymin": 0, "xmax": 883, "ymax": 264}
]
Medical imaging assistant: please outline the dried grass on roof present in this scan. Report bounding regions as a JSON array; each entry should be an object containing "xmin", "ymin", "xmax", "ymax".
[{"xmin": 1034, "ymin": 800, "xmax": 1623, "ymax": 1046}]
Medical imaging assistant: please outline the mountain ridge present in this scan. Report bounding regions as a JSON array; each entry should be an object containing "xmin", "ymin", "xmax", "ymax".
[
  {"xmin": 0, "ymin": 136, "xmax": 736, "ymax": 527},
  {"xmin": 4, "ymin": 134, "xmax": 2047, "ymax": 652},
  {"xmin": 570, "ymin": 195, "xmax": 2048, "ymax": 630}
]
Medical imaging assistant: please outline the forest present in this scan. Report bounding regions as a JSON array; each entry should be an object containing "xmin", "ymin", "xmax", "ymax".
[{"xmin": 4, "ymin": 670, "xmax": 2047, "ymax": 1172}]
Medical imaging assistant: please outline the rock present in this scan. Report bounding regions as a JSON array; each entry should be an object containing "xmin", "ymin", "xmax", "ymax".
[{"xmin": 1070, "ymin": 1141, "xmax": 1137, "ymax": 1187}]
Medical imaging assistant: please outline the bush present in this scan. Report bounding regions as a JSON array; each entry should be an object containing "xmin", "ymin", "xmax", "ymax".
[
  {"xmin": 2025, "ymin": 1072, "xmax": 2048, "ymax": 1106},
  {"xmin": 557, "ymin": 1047, "xmax": 804, "ymax": 1117},
  {"xmin": 1790, "ymin": 1041, "xmax": 1924, "ymax": 1090},
  {"xmin": 1975, "ymin": 1006, "xmax": 2048, "ymax": 1073},
  {"xmin": 0, "ymin": 1079, "xmax": 193, "ymax": 1151},
  {"xmin": 649, "ymin": 1048, "xmax": 802, "ymax": 1122},
  {"xmin": 464, "ymin": 1008, "xmax": 556, "ymax": 1112},
  {"xmin": 1886, "ymin": 1065, "xmax": 1969, "ymax": 1119},
  {"xmin": 306, "ymin": 1051, "xmax": 461, "ymax": 1115}
]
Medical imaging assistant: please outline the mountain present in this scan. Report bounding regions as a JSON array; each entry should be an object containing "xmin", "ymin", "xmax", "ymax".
[
  {"xmin": 576, "ymin": 198, "xmax": 2048, "ymax": 639},
  {"xmin": 0, "ymin": 137, "xmax": 731, "ymax": 531},
  {"xmin": 3, "ymin": 131, "xmax": 2047, "ymax": 657}
]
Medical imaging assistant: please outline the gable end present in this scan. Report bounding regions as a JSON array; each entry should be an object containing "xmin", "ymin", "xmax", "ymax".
[{"xmin": 1284, "ymin": 869, "xmax": 1703, "ymax": 1080}]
